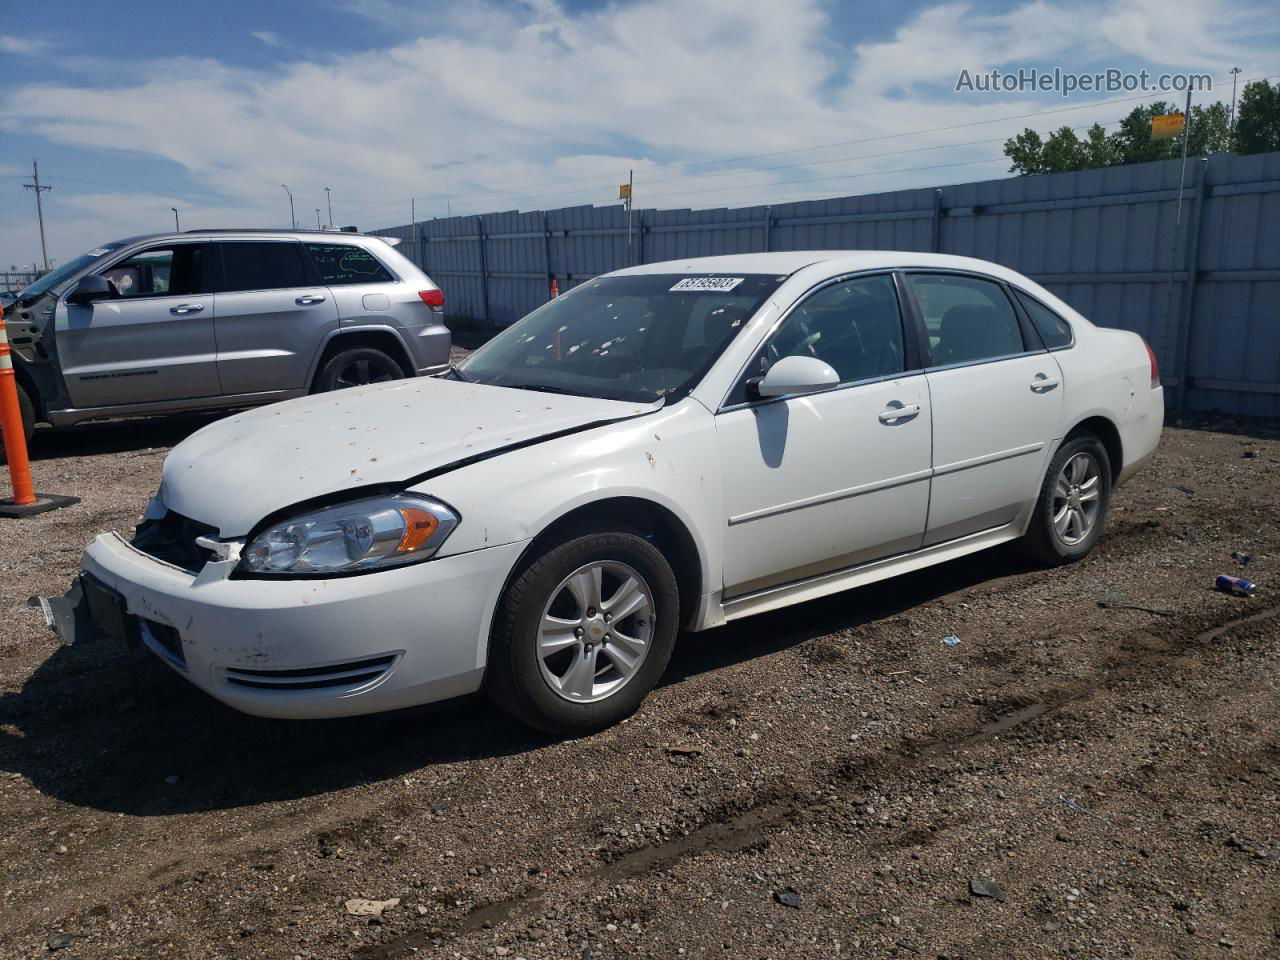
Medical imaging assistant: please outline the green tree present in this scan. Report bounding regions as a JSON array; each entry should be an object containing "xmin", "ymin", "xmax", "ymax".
[
  {"xmin": 1004, "ymin": 128, "xmax": 1047, "ymax": 175},
  {"xmin": 1004, "ymin": 100, "xmax": 1232, "ymax": 175},
  {"xmin": 1234, "ymin": 79, "xmax": 1280, "ymax": 154}
]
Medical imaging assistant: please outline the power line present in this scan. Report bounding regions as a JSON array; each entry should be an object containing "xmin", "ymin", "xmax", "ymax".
[{"xmin": 428, "ymin": 72, "xmax": 1276, "ymax": 203}]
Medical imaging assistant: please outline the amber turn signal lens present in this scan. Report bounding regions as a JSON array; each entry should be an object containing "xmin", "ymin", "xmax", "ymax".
[{"xmin": 397, "ymin": 507, "xmax": 440, "ymax": 552}]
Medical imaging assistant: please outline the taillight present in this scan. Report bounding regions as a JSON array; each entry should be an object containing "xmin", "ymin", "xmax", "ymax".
[
  {"xmin": 418, "ymin": 289, "xmax": 444, "ymax": 308},
  {"xmin": 1143, "ymin": 339, "xmax": 1160, "ymax": 388}
]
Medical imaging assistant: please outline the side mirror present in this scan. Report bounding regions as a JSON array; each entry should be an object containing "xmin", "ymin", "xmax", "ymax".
[
  {"xmin": 753, "ymin": 355, "xmax": 840, "ymax": 399},
  {"xmin": 67, "ymin": 274, "xmax": 115, "ymax": 306}
]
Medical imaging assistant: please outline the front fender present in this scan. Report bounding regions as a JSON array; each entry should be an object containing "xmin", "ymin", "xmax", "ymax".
[{"xmin": 413, "ymin": 398, "xmax": 724, "ymax": 613}]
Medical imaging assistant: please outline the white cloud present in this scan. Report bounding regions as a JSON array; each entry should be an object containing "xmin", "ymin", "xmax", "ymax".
[
  {"xmin": 0, "ymin": 0, "xmax": 1275, "ymax": 268},
  {"xmin": 250, "ymin": 30, "xmax": 282, "ymax": 47},
  {"xmin": 0, "ymin": 34, "xmax": 54, "ymax": 55}
]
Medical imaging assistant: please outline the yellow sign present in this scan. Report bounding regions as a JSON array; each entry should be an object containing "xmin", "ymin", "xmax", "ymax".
[
  {"xmin": 618, "ymin": 183, "xmax": 631, "ymax": 200},
  {"xmin": 1151, "ymin": 113, "xmax": 1185, "ymax": 141}
]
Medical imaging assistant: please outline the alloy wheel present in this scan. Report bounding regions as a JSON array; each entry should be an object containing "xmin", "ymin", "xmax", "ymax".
[
  {"xmin": 1052, "ymin": 451, "xmax": 1102, "ymax": 546},
  {"xmin": 536, "ymin": 561, "xmax": 655, "ymax": 703}
]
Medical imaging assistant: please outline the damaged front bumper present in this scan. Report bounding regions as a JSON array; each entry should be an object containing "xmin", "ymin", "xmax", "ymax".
[{"xmin": 44, "ymin": 531, "xmax": 526, "ymax": 719}]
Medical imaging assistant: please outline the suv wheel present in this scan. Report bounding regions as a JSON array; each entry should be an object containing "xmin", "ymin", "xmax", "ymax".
[
  {"xmin": 1019, "ymin": 433, "xmax": 1112, "ymax": 565},
  {"xmin": 486, "ymin": 530, "xmax": 680, "ymax": 735},
  {"xmin": 0, "ymin": 382, "xmax": 35, "ymax": 466},
  {"xmin": 314, "ymin": 347, "xmax": 406, "ymax": 393}
]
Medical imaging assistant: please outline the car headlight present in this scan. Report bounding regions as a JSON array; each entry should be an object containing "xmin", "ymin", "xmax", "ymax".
[{"xmin": 240, "ymin": 494, "xmax": 459, "ymax": 576}]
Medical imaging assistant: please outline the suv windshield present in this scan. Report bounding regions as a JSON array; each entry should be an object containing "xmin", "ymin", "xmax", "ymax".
[
  {"xmin": 456, "ymin": 273, "xmax": 784, "ymax": 403},
  {"xmin": 15, "ymin": 243, "xmax": 126, "ymax": 302}
]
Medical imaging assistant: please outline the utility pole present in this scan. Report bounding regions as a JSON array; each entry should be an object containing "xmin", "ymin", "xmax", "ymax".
[
  {"xmin": 281, "ymin": 183, "xmax": 296, "ymax": 229},
  {"xmin": 23, "ymin": 161, "xmax": 51, "ymax": 271},
  {"xmin": 1228, "ymin": 66, "xmax": 1243, "ymax": 136},
  {"xmin": 171, "ymin": 207, "xmax": 180, "ymax": 230},
  {"xmin": 626, "ymin": 168, "xmax": 634, "ymax": 251},
  {"xmin": 324, "ymin": 186, "xmax": 333, "ymax": 227},
  {"xmin": 411, "ymin": 198, "xmax": 417, "ymax": 264}
]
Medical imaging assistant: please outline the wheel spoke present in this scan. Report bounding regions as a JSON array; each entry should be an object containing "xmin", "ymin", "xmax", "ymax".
[
  {"xmin": 334, "ymin": 376, "xmax": 356, "ymax": 389},
  {"xmin": 603, "ymin": 576, "xmax": 649, "ymax": 622},
  {"xmin": 559, "ymin": 645, "xmax": 598, "ymax": 699},
  {"xmin": 566, "ymin": 566, "xmax": 602, "ymax": 614},
  {"xmin": 1053, "ymin": 502, "xmax": 1072, "ymax": 534},
  {"xmin": 605, "ymin": 640, "xmax": 641, "ymax": 678},
  {"xmin": 1054, "ymin": 477, "xmax": 1071, "ymax": 499},
  {"xmin": 538, "ymin": 614, "xmax": 581, "ymax": 656},
  {"xmin": 608, "ymin": 628, "xmax": 647, "ymax": 661}
]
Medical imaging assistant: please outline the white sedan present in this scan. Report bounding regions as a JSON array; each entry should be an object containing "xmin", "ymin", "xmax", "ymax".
[{"xmin": 68, "ymin": 251, "xmax": 1163, "ymax": 734}]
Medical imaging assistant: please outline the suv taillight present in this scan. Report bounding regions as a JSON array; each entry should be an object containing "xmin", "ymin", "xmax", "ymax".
[
  {"xmin": 1143, "ymin": 339, "xmax": 1160, "ymax": 388},
  {"xmin": 419, "ymin": 289, "xmax": 444, "ymax": 308}
]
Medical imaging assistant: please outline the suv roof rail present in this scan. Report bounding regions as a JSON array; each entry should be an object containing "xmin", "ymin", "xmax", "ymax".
[{"xmin": 181, "ymin": 227, "xmax": 362, "ymax": 235}]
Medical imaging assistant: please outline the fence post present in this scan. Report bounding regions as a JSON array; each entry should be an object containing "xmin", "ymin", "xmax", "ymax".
[
  {"xmin": 763, "ymin": 205, "xmax": 772, "ymax": 252},
  {"xmin": 638, "ymin": 210, "xmax": 647, "ymax": 265},
  {"xmin": 543, "ymin": 212, "xmax": 553, "ymax": 296},
  {"xmin": 475, "ymin": 215, "xmax": 492, "ymax": 332},
  {"xmin": 1172, "ymin": 157, "xmax": 1209, "ymax": 410},
  {"xmin": 930, "ymin": 188, "xmax": 942, "ymax": 252}
]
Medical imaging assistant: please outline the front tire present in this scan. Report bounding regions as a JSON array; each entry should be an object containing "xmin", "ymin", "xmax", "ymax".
[
  {"xmin": 1019, "ymin": 433, "xmax": 1112, "ymax": 565},
  {"xmin": 0, "ymin": 382, "xmax": 35, "ymax": 465},
  {"xmin": 486, "ymin": 530, "xmax": 680, "ymax": 735}
]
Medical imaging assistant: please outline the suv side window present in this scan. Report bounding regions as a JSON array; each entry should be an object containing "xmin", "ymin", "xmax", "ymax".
[
  {"xmin": 217, "ymin": 241, "xmax": 310, "ymax": 292},
  {"xmin": 732, "ymin": 273, "xmax": 905, "ymax": 404},
  {"xmin": 305, "ymin": 244, "xmax": 394, "ymax": 285},
  {"xmin": 905, "ymin": 273, "xmax": 1024, "ymax": 366},
  {"xmin": 102, "ymin": 245, "xmax": 205, "ymax": 298},
  {"xmin": 1013, "ymin": 289, "xmax": 1073, "ymax": 349}
]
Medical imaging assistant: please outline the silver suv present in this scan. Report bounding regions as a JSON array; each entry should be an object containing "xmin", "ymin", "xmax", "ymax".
[{"xmin": 2, "ymin": 229, "xmax": 450, "ymax": 456}]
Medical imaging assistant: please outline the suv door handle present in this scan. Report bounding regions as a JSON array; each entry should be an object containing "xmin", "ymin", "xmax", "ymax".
[
  {"xmin": 1030, "ymin": 373, "xmax": 1060, "ymax": 393},
  {"xmin": 170, "ymin": 303, "xmax": 204, "ymax": 315},
  {"xmin": 295, "ymin": 295, "xmax": 326, "ymax": 305},
  {"xmin": 879, "ymin": 402, "xmax": 920, "ymax": 424}
]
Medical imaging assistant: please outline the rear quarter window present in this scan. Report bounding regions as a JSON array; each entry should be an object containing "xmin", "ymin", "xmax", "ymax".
[
  {"xmin": 1014, "ymin": 289, "xmax": 1073, "ymax": 349},
  {"xmin": 306, "ymin": 244, "xmax": 394, "ymax": 285}
]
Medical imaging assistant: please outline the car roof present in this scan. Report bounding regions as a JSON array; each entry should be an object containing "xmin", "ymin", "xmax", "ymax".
[{"xmin": 611, "ymin": 250, "xmax": 1019, "ymax": 280}]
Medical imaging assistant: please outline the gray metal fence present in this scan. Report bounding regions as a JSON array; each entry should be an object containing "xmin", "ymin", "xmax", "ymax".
[{"xmin": 375, "ymin": 151, "xmax": 1280, "ymax": 416}]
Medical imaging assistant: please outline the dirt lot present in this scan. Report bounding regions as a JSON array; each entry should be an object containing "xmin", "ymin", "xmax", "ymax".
[{"xmin": 2, "ymin": 406, "xmax": 1279, "ymax": 960}]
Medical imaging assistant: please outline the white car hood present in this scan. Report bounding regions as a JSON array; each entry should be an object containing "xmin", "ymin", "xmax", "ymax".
[{"xmin": 160, "ymin": 377, "xmax": 655, "ymax": 537}]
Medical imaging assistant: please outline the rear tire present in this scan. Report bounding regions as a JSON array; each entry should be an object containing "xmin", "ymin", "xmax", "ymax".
[
  {"xmin": 486, "ymin": 530, "xmax": 680, "ymax": 736},
  {"xmin": 313, "ymin": 346, "xmax": 406, "ymax": 393},
  {"xmin": 0, "ymin": 382, "xmax": 35, "ymax": 466},
  {"xmin": 1018, "ymin": 432, "xmax": 1112, "ymax": 566}
]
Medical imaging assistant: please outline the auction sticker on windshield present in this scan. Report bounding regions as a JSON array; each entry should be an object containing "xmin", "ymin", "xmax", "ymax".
[{"xmin": 669, "ymin": 277, "xmax": 744, "ymax": 292}]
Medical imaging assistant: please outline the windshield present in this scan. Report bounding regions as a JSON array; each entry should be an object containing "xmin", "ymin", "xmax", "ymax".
[
  {"xmin": 456, "ymin": 273, "xmax": 785, "ymax": 403},
  {"xmin": 15, "ymin": 243, "xmax": 125, "ymax": 302}
]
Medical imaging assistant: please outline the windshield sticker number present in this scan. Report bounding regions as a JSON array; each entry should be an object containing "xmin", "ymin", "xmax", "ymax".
[{"xmin": 670, "ymin": 277, "xmax": 744, "ymax": 292}]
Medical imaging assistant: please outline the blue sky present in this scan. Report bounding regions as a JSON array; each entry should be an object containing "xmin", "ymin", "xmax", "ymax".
[{"xmin": 1, "ymin": 0, "xmax": 1276, "ymax": 272}]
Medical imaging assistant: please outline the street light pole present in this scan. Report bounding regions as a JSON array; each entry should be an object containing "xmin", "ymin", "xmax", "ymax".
[
  {"xmin": 315, "ymin": 208, "xmax": 322, "ymax": 229},
  {"xmin": 171, "ymin": 207, "xmax": 180, "ymax": 231},
  {"xmin": 324, "ymin": 187, "xmax": 333, "ymax": 227},
  {"xmin": 281, "ymin": 184, "xmax": 296, "ymax": 229}
]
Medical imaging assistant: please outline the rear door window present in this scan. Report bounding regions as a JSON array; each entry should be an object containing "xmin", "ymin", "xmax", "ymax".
[
  {"xmin": 305, "ymin": 244, "xmax": 394, "ymax": 285},
  {"xmin": 217, "ymin": 241, "xmax": 311, "ymax": 292},
  {"xmin": 905, "ymin": 274, "xmax": 1025, "ymax": 366}
]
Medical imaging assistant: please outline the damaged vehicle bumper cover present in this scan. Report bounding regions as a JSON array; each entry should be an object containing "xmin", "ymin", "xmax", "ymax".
[{"xmin": 77, "ymin": 530, "xmax": 527, "ymax": 719}]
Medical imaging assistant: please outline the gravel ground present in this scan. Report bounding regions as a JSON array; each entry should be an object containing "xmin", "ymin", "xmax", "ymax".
[{"xmin": 1, "ymin": 398, "xmax": 1278, "ymax": 960}]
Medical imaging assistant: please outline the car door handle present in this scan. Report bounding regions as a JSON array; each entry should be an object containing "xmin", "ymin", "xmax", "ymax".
[
  {"xmin": 169, "ymin": 303, "xmax": 204, "ymax": 315},
  {"xmin": 1030, "ymin": 373, "xmax": 1060, "ymax": 393},
  {"xmin": 879, "ymin": 402, "xmax": 920, "ymax": 424},
  {"xmin": 295, "ymin": 295, "xmax": 326, "ymax": 305}
]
